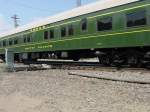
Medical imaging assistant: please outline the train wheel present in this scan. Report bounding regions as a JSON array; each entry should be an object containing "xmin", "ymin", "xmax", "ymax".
[
  {"xmin": 98, "ymin": 56, "xmax": 111, "ymax": 66},
  {"xmin": 127, "ymin": 55, "xmax": 139, "ymax": 67},
  {"xmin": 111, "ymin": 54, "xmax": 124, "ymax": 68}
]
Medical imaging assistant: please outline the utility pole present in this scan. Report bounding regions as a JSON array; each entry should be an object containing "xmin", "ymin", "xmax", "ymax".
[
  {"xmin": 77, "ymin": 0, "xmax": 81, "ymax": 7},
  {"xmin": 11, "ymin": 14, "xmax": 20, "ymax": 28}
]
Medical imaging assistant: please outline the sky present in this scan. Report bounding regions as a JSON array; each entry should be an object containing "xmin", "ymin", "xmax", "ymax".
[{"xmin": 0, "ymin": 0, "xmax": 97, "ymax": 33}]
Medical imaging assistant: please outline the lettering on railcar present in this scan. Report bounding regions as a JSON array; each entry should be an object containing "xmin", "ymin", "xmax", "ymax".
[
  {"xmin": 25, "ymin": 47, "xmax": 35, "ymax": 50},
  {"xmin": 37, "ymin": 45, "xmax": 53, "ymax": 49},
  {"xmin": 25, "ymin": 45, "xmax": 53, "ymax": 51}
]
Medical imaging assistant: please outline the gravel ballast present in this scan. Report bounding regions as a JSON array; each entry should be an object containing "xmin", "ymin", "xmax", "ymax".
[
  {"xmin": 69, "ymin": 70, "xmax": 150, "ymax": 84},
  {"xmin": 0, "ymin": 69, "xmax": 150, "ymax": 112}
]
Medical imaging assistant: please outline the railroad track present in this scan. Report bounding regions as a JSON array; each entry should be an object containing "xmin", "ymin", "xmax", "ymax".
[
  {"xmin": 24, "ymin": 60, "xmax": 101, "ymax": 66},
  {"xmin": 9, "ymin": 60, "xmax": 150, "ymax": 85},
  {"xmin": 21, "ymin": 60, "xmax": 150, "ymax": 72}
]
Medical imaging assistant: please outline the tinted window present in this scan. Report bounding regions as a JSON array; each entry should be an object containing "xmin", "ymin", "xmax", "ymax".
[
  {"xmin": 50, "ymin": 29, "xmax": 54, "ymax": 39},
  {"xmin": 68, "ymin": 25, "xmax": 74, "ymax": 36},
  {"xmin": 127, "ymin": 10, "xmax": 146, "ymax": 27},
  {"xmin": 9, "ymin": 40, "xmax": 13, "ymax": 45},
  {"xmin": 61, "ymin": 27, "xmax": 67, "ymax": 37},
  {"xmin": 44, "ymin": 31, "xmax": 48, "ymax": 39},
  {"xmin": 97, "ymin": 17, "xmax": 112, "ymax": 31},
  {"xmin": 27, "ymin": 35, "xmax": 31, "ymax": 42},
  {"xmin": 23, "ymin": 36, "xmax": 27, "ymax": 43},
  {"xmin": 14, "ymin": 39, "xmax": 18, "ymax": 44},
  {"xmin": 81, "ymin": 18, "xmax": 87, "ymax": 31},
  {"xmin": 3, "ymin": 41, "xmax": 6, "ymax": 47}
]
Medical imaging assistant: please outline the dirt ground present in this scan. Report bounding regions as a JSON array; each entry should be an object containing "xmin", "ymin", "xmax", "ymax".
[{"xmin": 0, "ymin": 69, "xmax": 150, "ymax": 112}]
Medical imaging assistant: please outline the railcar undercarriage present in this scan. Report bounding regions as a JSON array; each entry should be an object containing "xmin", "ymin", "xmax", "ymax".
[
  {"xmin": 96, "ymin": 47, "xmax": 150, "ymax": 68},
  {"xmin": 1, "ymin": 47, "xmax": 150, "ymax": 68}
]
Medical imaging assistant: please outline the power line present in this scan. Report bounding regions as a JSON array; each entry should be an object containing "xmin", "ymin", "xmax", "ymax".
[
  {"xmin": 77, "ymin": 0, "xmax": 81, "ymax": 7},
  {"xmin": 11, "ymin": 14, "xmax": 20, "ymax": 28}
]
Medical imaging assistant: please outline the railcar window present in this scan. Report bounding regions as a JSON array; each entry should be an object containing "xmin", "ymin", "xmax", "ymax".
[
  {"xmin": 14, "ymin": 39, "xmax": 18, "ymax": 45},
  {"xmin": 97, "ymin": 17, "xmax": 112, "ymax": 31},
  {"xmin": 27, "ymin": 35, "xmax": 31, "ymax": 42},
  {"xmin": 61, "ymin": 27, "xmax": 67, "ymax": 37},
  {"xmin": 49, "ymin": 29, "xmax": 54, "ymax": 39},
  {"xmin": 68, "ymin": 25, "xmax": 74, "ymax": 36},
  {"xmin": 44, "ymin": 31, "xmax": 49, "ymax": 39},
  {"xmin": 24, "ymin": 36, "xmax": 27, "ymax": 43},
  {"xmin": 3, "ymin": 41, "xmax": 6, "ymax": 47},
  {"xmin": 0, "ymin": 43, "xmax": 1, "ymax": 47},
  {"xmin": 126, "ymin": 10, "xmax": 146, "ymax": 27},
  {"xmin": 9, "ymin": 40, "xmax": 13, "ymax": 45},
  {"xmin": 81, "ymin": 18, "xmax": 87, "ymax": 31}
]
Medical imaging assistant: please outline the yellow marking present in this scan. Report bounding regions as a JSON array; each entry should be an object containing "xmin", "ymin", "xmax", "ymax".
[
  {"xmin": 31, "ymin": 3, "xmax": 150, "ymax": 32},
  {"xmin": 0, "ymin": 28, "xmax": 149, "ymax": 50},
  {"xmin": 37, "ymin": 45, "xmax": 53, "ymax": 49},
  {"xmin": 25, "ymin": 47, "xmax": 35, "ymax": 50},
  {"xmin": 0, "ymin": 3, "xmax": 149, "ymax": 41},
  {"xmin": 89, "ymin": 4, "xmax": 150, "ymax": 19},
  {"xmin": 25, "ymin": 45, "xmax": 53, "ymax": 51}
]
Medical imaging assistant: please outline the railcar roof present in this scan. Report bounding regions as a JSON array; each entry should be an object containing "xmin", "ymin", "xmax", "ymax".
[{"xmin": 0, "ymin": 0, "xmax": 140, "ymax": 38}]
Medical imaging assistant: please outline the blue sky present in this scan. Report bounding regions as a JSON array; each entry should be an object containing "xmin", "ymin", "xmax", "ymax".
[{"xmin": 0, "ymin": 0, "xmax": 97, "ymax": 33}]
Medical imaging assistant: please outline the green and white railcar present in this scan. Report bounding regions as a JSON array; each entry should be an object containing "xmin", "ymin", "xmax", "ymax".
[{"xmin": 0, "ymin": 0, "xmax": 150, "ymax": 66}]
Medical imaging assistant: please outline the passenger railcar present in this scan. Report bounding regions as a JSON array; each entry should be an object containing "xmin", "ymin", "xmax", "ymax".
[{"xmin": 0, "ymin": 0, "xmax": 150, "ymax": 67}]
